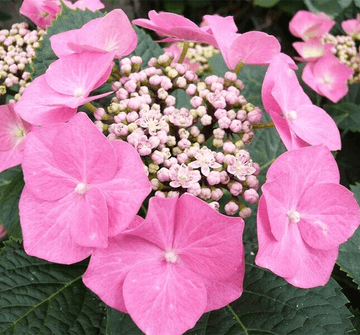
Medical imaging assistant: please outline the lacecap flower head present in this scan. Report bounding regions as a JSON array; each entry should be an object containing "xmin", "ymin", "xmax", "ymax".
[
  {"xmin": 255, "ymin": 145, "xmax": 360, "ymax": 288},
  {"xmin": 83, "ymin": 193, "xmax": 245, "ymax": 335},
  {"xmin": 19, "ymin": 112, "xmax": 151, "ymax": 264}
]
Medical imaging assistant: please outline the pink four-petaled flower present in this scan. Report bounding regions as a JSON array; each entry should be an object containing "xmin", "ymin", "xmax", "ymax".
[
  {"xmin": 19, "ymin": 112, "xmax": 151, "ymax": 264},
  {"xmin": 83, "ymin": 193, "xmax": 245, "ymax": 335},
  {"xmin": 255, "ymin": 145, "xmax": 360, "ymax": 288}
]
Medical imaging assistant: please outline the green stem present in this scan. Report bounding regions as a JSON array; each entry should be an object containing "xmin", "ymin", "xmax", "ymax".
[
  {"xmin": 252, "ymin": 121, "xmax": 274, "ymax": 129},
  {"xmin": 84, "ymin": 102, "xmax": 96, "ymax": 113},
  {"xmin": 178, "ymin": 41, "xmax": 190, "ymax": 64},
  {"xmin": 234, "ymin": 62, "xmax": 244, "ymax": 75},
  {"xmin": 227, "ymin": 304, "xmax": 248, "ymax": 335}
]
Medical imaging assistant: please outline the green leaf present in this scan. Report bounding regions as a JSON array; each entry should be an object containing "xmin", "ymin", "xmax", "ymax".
[
  {"xmin": 354, "ymin": 0, "xmax": 360, "ymax": 8},
  {"xmin": 253, "ymin": 0, "xmax": 281, "ymax": 8},
  {"xmin": 105, "ymin": 307, "xmax": 142, "ymax": 335},
  {"xmin": 30, "ymin": 4, "xmax": 104, "ymax": 79},
  {"xmin": 0, "ymin": 242, "xmax": 107, "ymax": 335},
  {"xmin": 0, "ymin": 168, "xmax": 24, "ymax": 242},
  {"xmin": 325, "ymin": 102, "xmax": 360, "ymax": 133},
  {"xmin": 128, "ymin": 26, "xmax": 164, "ymax": 69},
  {"xmin": 304, "ymin": 0, "xmax": 352, "ymax": 17},
  {"xmin": 185, "ymin": 0, "xmax": 210, "ymax": 8},
  {"xmin": 0, "ymin": 11, "xmax": 12, "ymax": 21},
  {"xmin": 337, "ymin": 183, "xmax": 360, "ymax": 289}
]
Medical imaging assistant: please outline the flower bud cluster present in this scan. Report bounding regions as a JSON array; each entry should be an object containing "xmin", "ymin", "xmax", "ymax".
[
  {"xmin": 96, "ymin": 54, "xmax": 262, "ymax": 217},
  {"xmin": 322, "ymin": 33, "xmax": 360, "ymax": 83},
  {"xmin": 0, "ymin": 22, "xmax": 45, "ymax": 99}
]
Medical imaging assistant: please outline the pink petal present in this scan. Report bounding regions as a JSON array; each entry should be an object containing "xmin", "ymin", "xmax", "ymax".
[
  {"xmin": 149, "ymin": 10, "xmax": 198, "ymax": 29},
  {"xmin": 0, "ymin": 147, "xmax": 22, "ymax": 173},
  {"xmin": 291, "ymin": 104, "xmax": 341, "ymax": 150},
  {"xmin": 202, "ymin": 264, "xmax": 244, "ymax": 312},
  {"xmin": 15, "ymin": 75, "xmax": 77, "ymax": 125},
  {"xmin": 261, "ymin": 172, "xmax": 299, "ymax": 241},
  {"xmin": 173, "ymin": 194, "xmax": 244, "ymax": 280},
  {"xmin": 50, "ymin": 28, "xmax": 82, "ymax": 58},
  {"xmin": 83, "ymin": 233, "xmax": 162, "ymax": 312},
  {"xmin": 255, "ymin": 196, "xmax": 338, "ymax": 288},
  {"xmin": 22, "ymin": 126, "xmax": 77, "ymax": 201},
  {"xmin": 52, "ymin": 112, "xmax": 117, "ymax": 184},
  {"xmin": 298, "ymin": 183, "xmax": 360, "ymax": 250},
  {"xmin": 70, "ymin": 186, "xmax": 109, "ymax": 248},
  {"xmin": 45, "ymin": 52, "xmax": 114, "ymax": 97},
  {"xmin": 270, "ymin": 109, "xmax": 307, "ymax": 151},
  {"xmin": 123, "ymin": 261, "xmax": 207, "ymax": 335},
  {"xmin": 79, "ymin": 9, "xmax": 137, "ymax": 58},
  {"xmin": 125, "ymin": 196, "xmax": 178, "ymax": 249},
  {"xmin": 169, "ymin": 26, "xmax": 218, "ymax": 45},
  {"xmin": 202, "ymin": 15, "xmax": 238, "ymax": 67},
  {"xmin": 97, "ymin": 140, "xmax": 151, "ymax": 236},
  {"xmin": 301, "ymin": 61, "xmax": 321, "ymax": 95},
  {"xmin": 255, "ymin": 196, "xmax": 302, "ymax": 280},
  {"xmin": 19, "ymin": 186, "xmax": 91, "ymax": 264},
  {"xmin": 266, "ymin": 145, "xmax": 340, "ymax": 187},
  {"xmin": 228, "ymin": 31, "xmax": 281, "ymax": 68}
]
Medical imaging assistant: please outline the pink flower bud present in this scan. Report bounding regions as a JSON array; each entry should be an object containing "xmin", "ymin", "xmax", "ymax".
[
  {"xmin": 220, "ymin": 171, "xmax": 230, "ymax": 184},
  {"xmin": 223, "ymin": 142, "xmax": 236, "ymax": 153},
  {"xmin": 253, "ymin": 162, "xmax": 260, "ymax": 176},
  {"xmin": 186, "ymin": 84, "xmax": 197, "ymax": 95},
  {"xmin": 230, "ymin": 119, "xmax": 242, "ymax": 133},
  {"xmin": 207, "ymin": 171, "xmax": 221, "ymax": 186},
  {"xmin": 239, "ymin": 207, "xmax": 251, "ymax": 219},
  {"xmin": 215, "ymin": 152, "xmax": 225, "ymax": 164},
  {"xmin": 200, "ymin": 114, "xmax": 212, "ymax": 126},
  {"xmin": 176, "ymin": 77, "xmax": 187, "ymax": 88},
  {"xmin": 230, "ymin": 182, "xmax": 243, "ymax": 196},
  {"xmin": 151, "ymin": 150, "xmax": 165, "ymax": 164},
  {"xmin": 187, "ymin": 182, "xmax": 201, "ymax": 196},
  {"xmin": 190, "ymin": 96, "xmax": 203, "ymax": 108},
  {"xmin": 149, "ymin": 75, "xmax": 161, "ymax": 86},
  {"xmin": 246, "ymin": 175, "xmax": 259, "ymax": 189},
  {"xmin": 225, "ymin": 71, "xmax": 237, "ymax": 82},
  {"xmin": 177, "ymin": 153, "xmax": 188, "ymax": 164},
  {"xmin": 126, "ymin": 111, "xmax": 139, "ymax": 122},
  {"xmin": 165, "ymin": 95, "xmax": 176, "ymax": 106},
  {"xmin": 224, "ymin": 154, "xmax": 236, "ymax": 166},
  {"xmin": 200, "ymin": 187, "xmax": 212, "ymax": 200},
  {"xmin": 94, "ymin": 108, "xmax": 106, "ymax": 121},
  {"xmin": 242, "ymin": 121, "xmax": 252, "ymax": 133},
  {"xmin": 190, "ymin": 126, "xmax": 200, "ymax": 137},
  {"xmin": 151, "ymin": 178, "xmax": 160, "ymax": 190},
  {"xmin": 112, "ymin": 81, "xmax": 122, "ymax": 91},
  {"xmin": 218, "ymin": 116, "xmax": 231, "ymax": 129},
  {"xmin": 211, "ymin": 188, "xmax": 223, "ymax": 201},
  {"xmin": 178, "ymin": 139, "xmax": 191, "ymax": 150},
  {"xmin": 237, "ymin": 109, "xmax": 247, "ymax": 121},
  {"xmin": 213, "ymin": 128, "xmax": 225, "ymax": 139},
  {"xmin": 157, "ymin": 167, "xmax": 170, "ymax": 182},
  {"xmin": 247, "ymin": 107, "xmax": 263, "ymax": 124},
  {"xmin": 243, "ymin": 189, "xmax": 259, "ymax": 204},
  {"xmin": 155, "ymin": 191, "xmax": 166, "ymax": 198},
  {"xmin": 214, "ymin": 108, "xmax": 227, "ymax": 120},
  {"xmin": 225, "ymin": 201, "xmax": 238, "ymax": 215}
]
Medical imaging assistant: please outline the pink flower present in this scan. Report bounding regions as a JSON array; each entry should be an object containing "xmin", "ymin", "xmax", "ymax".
[
  {"xmin": 292, "ymin": 37, "xmax": 333, "ymax": 62},
  {"xmin": 188, "ymin": 146, "xmax": 221, "ymax": 177},
  {"xmin": 50, "ymin": 9, "xmax": 137, "ymax": 59},
  {"xmin": 289, "ymin": 10, "xmax": 335, "ymax": 41},
  {"xmin": 0, "ymin": 103, "xmax": 32, "ymax": 173},
  {"xmin": 302, "ymin": 53, "xmax": 354, "ymax": 103},
  {"xmin": 83, "ymin": 194, "xmax": 245, "ymax": 335},
  {"xmin": 262, "ymin": 54, "xmax": 341, "ymax": 151},
  {"xmin": 15, "ymin": 51, "xmax": 114, "ymax": 125},
  {"xmin": 19, "ymin": 112, "xmax": 151, "ymax": 264},
  {"xmin": 19, "ymin": 0, "xmax": 61, "ymax": 28},
  {"xmin": 62, "ymin": 0, "xmax": 104, "ymax": 11},
  {"xmin": 19, "ymin": 0, "xmax": 104, "ymax": 28},
  {"xmin": 204, "ymin": 14, "xmax": 281, "ymax": 70},
  {"xmin": 342, "ymin": 15, "xmax": 360, "ymax": 38},
  {"xmin": 255, "ymin": 145, "xmax": 360, "ymax": 288},
  {"xmin": 132, "ymin": 10, "xmax": 217, "ymax": 45}
]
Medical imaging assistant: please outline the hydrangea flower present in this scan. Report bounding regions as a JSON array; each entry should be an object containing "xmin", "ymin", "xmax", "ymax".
[
  {"xmin": 302, "ymin": 53, "xmax": 354, "ymax": 103},
  {"xmin": 289, "ymin": 10, "xmax": 335, "ymax": 41},
  {"xmin": 19, "ymin": 0, "xmax": 61, "ymax": 28},
  {"xmin": 262, "ymin": 54, "xmax": 341, "ymax": 151},
  {"xmin": 342, "ymin": 14, "xmax": 360, "ymax": 38},
  {"xmin": 83, "ymin": 194, "xmax": 245, "ymax": 335},
  {"xmin": 188, "ymin": 146, "xmax": 221, "ymax": 176},
  {"xmin": 15, "ymin": 51, "xmax": 114, "ymax": 125},
  {"xmin": 255, "ymin": 145, "xmax": 360, "ymax": 288},
  {"xmin": 0, "ymin": 103, "xmax": 32, "ymax": 173},
  {"xmin": 50, "ymin": 9, "xmax": 136, "ymax": 59},
  {"xmin": 132, "ymin": 10, "xmax": 217, "ymax": 46},
  {"xmin": 204, "ymin": 14, "xmax": 281, "ymax": 70},
  {"xmin": 19, "ymin": 112, "xmax": 151, "ymax": 264}
]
